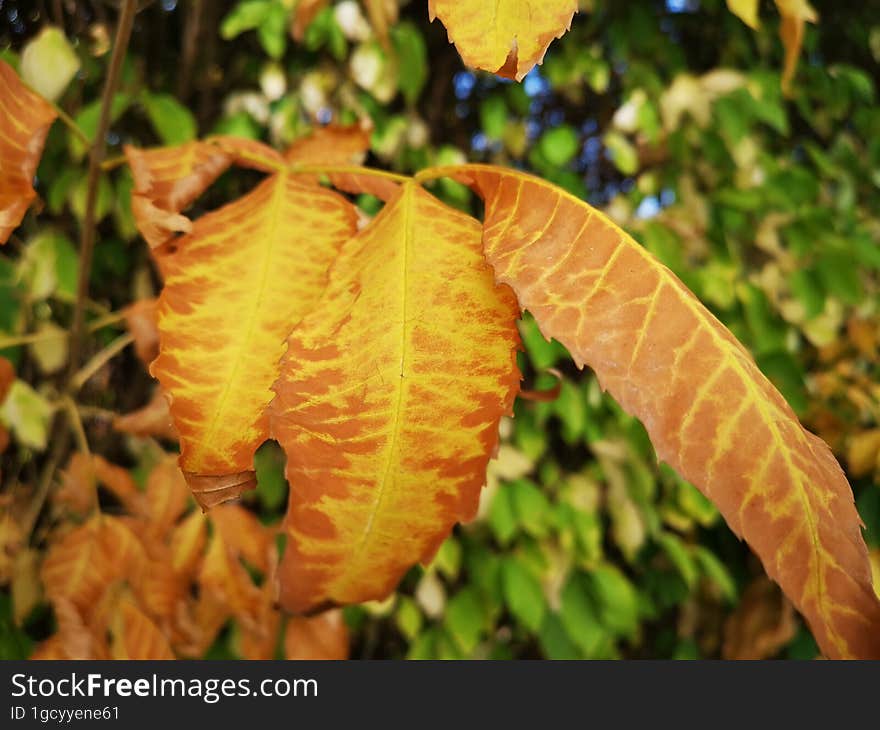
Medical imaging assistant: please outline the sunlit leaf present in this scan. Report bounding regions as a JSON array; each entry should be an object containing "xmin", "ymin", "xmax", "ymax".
[
  {"xmin": 448, "ymin": 164, "xmax": 880, "ymax": 659},
  {"xmin": 0, "ymin": 60, "xmax": 57, "ymax": 244},
  {"xmin": 271, "ymin": 182, "xmax": 520, "ymax": 611},
  {"xmin": 149, "ymin": 152, "xmax": 358, "ymax": 508},
  {"xmin": 429, "ymin": 0, "xmax": 577, "ymax": 81}
]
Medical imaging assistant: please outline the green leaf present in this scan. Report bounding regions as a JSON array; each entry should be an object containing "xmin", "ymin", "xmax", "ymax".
[
  {"xmin": 434, "ymin": 538, "xmax": 462, "ymax": 581},
  {"xmin": 254, "ymin": 441, "xmax": 287, "ymax": 512},
  {"xmin": 509, "ymin": 479, "xmax": 551, "ymax": 538},
  {"xmin": 480, "ymin": 95, "xmax": 508, "ymax": 141},
  {"xmin": 656, "ymin": 533, "xmax": 698, "ymax": 589},
  {"xmin": 560, "ymin": 574, "xmax": 609, "ymax": 658},
  {"xmin": 0, "ymin": 380, "xmax": 53, "ymax": 451},
  {"xmin": 19, "ymin": 231, "xmax": 79, "ymax": 301},
  {"xmin": 538, "ymin": 612, "xmax": 581, "ymax": 659},
  {"xmin": 258, "ymin": 2, "xmax": 288, "ymax": 59},
  {"xmin": 142, "ymin": 93, "xmax": 197, "ymax": 145},
  {"xmin": 539, "ymin": 125, "xmax": 580, "ymax": 167},
  {"xmin": 20, "ymin": 26, "xmax": 80, "ymax": 103},
  {"xmin": 589, "ymin": 564, "xmax": 640, "ymax": 640},
  {"xmin": 70, "ymin": 175, "xmax": 114, "ymax": 225},
  {"xmin": 395, "ymin": 597, "xmax": 423, "ymax": 641},
  {"xmin": 604, "ymin": 131, "xmax": 638, "ymax": 175},
  {"xmin": 445, "ymin": 588, "xmax": 485, "ymax": 654},
  {"xmin": 220, "ymin": 0, "xmax": 271, "ymax": 39},
  {"xmin": 392, "ymin": 22, "xmax": 427, "ymax": 106},
  {"xmin": 693, "ymin": 546, "xmax": 737, "ymax": 603},
  {"xmin": 488, "ymin": 484, "xmax": 518, "ymax": 545},
  {"xmin": 554, "ymin": 380, "xmax": 587, "ymax": 444},
  {"xmin": 70, "ymin": 94, "xmax": 130, "ymax": 160},
  {"xmin": 788, "ymin": 269, "xmax": 825, "ymax": 319},
  {"xmin": 501, "ymin": 557, "xmax": 546, "ymax": 632}
]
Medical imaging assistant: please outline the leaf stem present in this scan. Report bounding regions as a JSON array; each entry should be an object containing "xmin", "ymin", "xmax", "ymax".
[
  {"xmin": 50, "ymin": 102, "xmax": 91, "ymax": 148},
  {"xmin": 0, "ymin": 309, "xmax": 126, "ymax": 350},
  {"xmin": 65, "ymin": 0, "xmax": 138, "ymax": 389},
  {"xmin": 100, "ymin": 154, "xmax": 128, "ymax": 171},
  {"xmin": 70, "ymin": 333, "xmax": 134, "ymax": 392},
  {"xmin": 288, "ymin": 163, "xmax": 411, "ymax": 185}
]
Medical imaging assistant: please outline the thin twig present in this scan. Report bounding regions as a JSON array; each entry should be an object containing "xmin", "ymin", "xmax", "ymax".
[
  {"xmin": 100, "ymin": 154, "xmax": 128, "ymax": 171},
  {"xmin": 70, "ymin": 333, "xmax": 134, "ymax": 392},
  {"xmin": 50, "ymin": 102, "xmax": 91, "ymax": 148},
  {"xmin": 20, "ymin": 420, "xmax": 68, "ymax": 540},
  {"xmin": 288, "ymin": 163, "xmax": 411, "ymax": 185},
  {"xmin": 0, "ymin": 308, "xmax": 126, "ymax": 350},
  {"xmin": 61, "ymin": 395, "xmax": 90, "ymax": 455},
  {"xmin": 66, "ymin": 0, "xmax": 138, "ymax": 388}
]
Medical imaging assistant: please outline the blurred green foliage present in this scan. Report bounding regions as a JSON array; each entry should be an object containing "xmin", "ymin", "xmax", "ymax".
[{"xmin": 1, "ymin": 0, "xmax": 879, "ymax": 659}]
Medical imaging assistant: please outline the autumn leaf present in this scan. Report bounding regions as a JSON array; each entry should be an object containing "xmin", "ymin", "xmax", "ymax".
[
  {"xmin": 123, "ymin": 298, "xmax": 160, "ymax": 366},
  {"xmin": 285, "ymin": 123, "xmax": 400, "ymax": 201},
  {"xmin": 0, "ymin": 60, "xmax": 57, "ymax": 245},
  {"xmin": 364, "ymin": 0, "xmax": 398, "ymax": 50},
  {"xmin": 149, "ymin": 151, "xmax": 359, "ymax": 508},
  {"xmin": 723, "ymin": 576, "xmax": 798, "ymax": 659},
  {"xmin": 775, "ymin": 0, "xmax": 818, "ymax": 95},
  {"xmin": 726, "ymin": 0, "xmax": 760, "ymax": 29},
  {"xmin": 125, "ymin": 141, "xmax": 231, "ymax": 249},
  {"xmin": 270, "ymin": 181, "xmax": 521, "ymax": 612},
  {"xmin": 110, "ymin": 598, "xmax": 175, "ymax": 660},
  {"xmin": 42, "ymin": 515, "xmax": 146, "ymax": 616},
  {"xmin": 291, "ymin": 0, "xmax": 330, "ymax": 41},
  {"xmin": 285, "ymin": 610, "xmax": 350, "ymax": 660},
  {"xmin": 0, "ymin": 356, "xmax": 13, "ymax": 457},
  {"xmin": 113, "ymin": 388, "xmax": 178, "ymax": 441},
  {"xmin": 169, "ymin": 509, "xmax": 207, "ymax": 577},
  {"xmin": 429, "ymin": 0, "xmax": 577, "ymax": 81},
  {"xmin": 144, "ymin": 455, "xmax": 191, "ymax": 533},
  {"xmin": 440, "ymin": 164, "xmax": 880, "ymax": 660}
]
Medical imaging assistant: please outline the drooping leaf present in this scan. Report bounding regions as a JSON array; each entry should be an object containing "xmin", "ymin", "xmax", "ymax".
[
  {"xmin": 775, "ymin": 0, "xmax": 818, "ymax": 95},
  {"xmin": 125, "ymin": 142, "xmax": 232, "ymax": 249},
  {"xmin": 110, "ymin": 598, "xmax": 175, "ymax": 660},
  {"xmin": 123, "ymin": 299, "xmax": 160, "ymax": 367},
  {"xmin": 447, "ymin": 164, "xmax": 880, "ymax": 659},
  {"xmin": 428, "ymin": 0, "xmax": 577, "ymax": 81},
  {"xmin": 726, "ymin": 0, "xmax": 760, "ymax": 29},
  {"xmin": 150, "ymin": 167, "xmax": 358, "ymax": 508},
  {"xmin": 41, "ymin": 516, "xmax": 145, "ymax": 616},
  {"xmin": 270, "ymin": 182, "xmax": 521, "ymax": 612},
  {"xmin": 0, "ymin": 60, "xmax": 57, "ymax": 244},
  {"xmin": 113, "ymin": 388, "xmax": 178, "ymax": 441}
]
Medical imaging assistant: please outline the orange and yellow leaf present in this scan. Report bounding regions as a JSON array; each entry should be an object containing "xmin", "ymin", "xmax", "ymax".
[
  {"xmin": 270, "ymin": 182, "xmax": 520, "ymax": 612},
  {"xmin": 447, "ymin": 164, "xmax": 880, "ymax": 660},
  {"xmin": 285, "ymin": 610, "xmax": 349, "ymax": 660},
  {"xmin": 429, "ymin": 0, "xmax": 577, "ymax": 81},
  {"xmin": 775, "ymin": 0, "xmax": 818, "ymax": 95},
  {"xmin": 0, "ymin": 60, "xmax": 57, "ymax": 244},
  {"xmin": 151, "ymin": 172, "xmax": 358, "ymax": 508}
]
